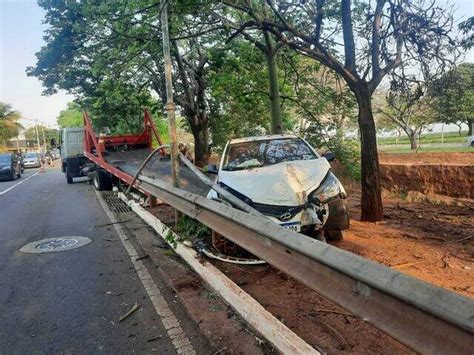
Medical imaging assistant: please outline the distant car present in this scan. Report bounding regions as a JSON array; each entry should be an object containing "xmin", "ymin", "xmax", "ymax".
[
  {"xmin": 50, "ymin": 148, "xmax": 60, "ymax": 160},
  {"xmin": 23, "ymin": 152, "xmax": 41, "ymax": 168},
  {"xmin": 467, "ymin": 135, "xmax": 474, "ymax": 147},
  {"xmin": 206, "ymin": 134, "xmax": 350, "ymax": 241},
  {"xmin": 0, "ymin": 153, "xmax": 22, "ymax": 181}
]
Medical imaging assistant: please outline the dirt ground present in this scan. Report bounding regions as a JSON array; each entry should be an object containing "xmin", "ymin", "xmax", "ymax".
[{"xmin": 140, "ymin": 151, "xmax": 473, "ymax": 353}]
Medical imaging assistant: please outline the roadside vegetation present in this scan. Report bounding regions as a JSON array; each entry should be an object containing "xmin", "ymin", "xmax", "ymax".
[{"xmin": 26, "ymin": 1, "xmax": 473, "ymax": 221}]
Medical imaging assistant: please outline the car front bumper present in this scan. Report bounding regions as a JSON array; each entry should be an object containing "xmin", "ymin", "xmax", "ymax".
[
  {"xmin": 24, "ymin": 161, "xmax": 40, "ymax": 167},
  {"xmin": 0, "ymin": 169, "xmax": 13, "ymax": 180}
]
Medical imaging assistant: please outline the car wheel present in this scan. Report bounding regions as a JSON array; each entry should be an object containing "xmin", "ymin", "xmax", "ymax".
[
  {"xmin": 65, "ymin": 165, "xmax": 73, "ymax": 184},
  {"xmin": 325, "ymin": 230, "xmax": 344, "ymax": 241},
  {"xmin": 93, "ymin": 170, "xmax": 112, "ymax": 191}
]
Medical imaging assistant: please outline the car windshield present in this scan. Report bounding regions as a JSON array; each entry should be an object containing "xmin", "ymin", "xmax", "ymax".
[
  {"xmin": 24, "ymin": 153, "xmax": 37, "ymax": 159},
  {"xmin": 0, "ymin": 154, "xmax": 11, "ymax": 164},
  {"xmin": 222, "ymin": 138, "xmax": 317, "ymax": 171}
]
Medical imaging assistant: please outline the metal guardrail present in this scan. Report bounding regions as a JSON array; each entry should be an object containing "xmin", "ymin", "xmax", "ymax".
[{"xmin": 136, "ymin": 175, "xmax": 474, "ymax": 354}]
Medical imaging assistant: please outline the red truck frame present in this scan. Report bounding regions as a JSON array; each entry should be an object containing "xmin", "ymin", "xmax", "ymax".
[{"xmin": 82, "ymin": 109, "xmax": 164, "ymax": 191}]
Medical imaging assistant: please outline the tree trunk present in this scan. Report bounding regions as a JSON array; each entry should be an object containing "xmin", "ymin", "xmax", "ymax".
[
  {"xmin": 467, "ymin": 118, "xmax": 473, "ymax": 136},
  {"xmin": 355, "ymin": 87, "xmax": 384, "ymax": 222},
  {"xmin": 408, "ymin": 130, "xmax": 417, "ymax": 150},
  {"xmin": 263, "ymin": 31, "xmax": 283, "ymax": 134},
  {"xmin": 188, "ymin": 113, "xmax": 210, "ymax": 168}
]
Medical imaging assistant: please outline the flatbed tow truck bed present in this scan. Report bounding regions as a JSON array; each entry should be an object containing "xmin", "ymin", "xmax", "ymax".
[
  {"xmin": 82, "ymin": 110, "xmax": 210, "ymax": 197},
  {"xmin": 104, "ymin": 149, "xmax": 210, "ymax": 196}
]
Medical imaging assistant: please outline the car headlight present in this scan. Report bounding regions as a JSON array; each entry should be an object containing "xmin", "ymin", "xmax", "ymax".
[{"xmin": 311, "ymin": 172, "xmax": 341, "ymax": 204}]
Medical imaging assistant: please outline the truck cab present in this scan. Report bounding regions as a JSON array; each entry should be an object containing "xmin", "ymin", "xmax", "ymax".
[{"xmin": 61, "ymin": 127, "xmax": 89, "ymax": 183}]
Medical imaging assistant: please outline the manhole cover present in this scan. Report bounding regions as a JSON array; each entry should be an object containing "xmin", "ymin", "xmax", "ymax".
[{"xmin": 20, "ymin": 236, "xmax": 92, "ymax": 254}]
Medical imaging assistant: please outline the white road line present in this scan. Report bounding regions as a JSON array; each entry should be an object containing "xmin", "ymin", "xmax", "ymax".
[
  {"xmin": 0, "ymin": 172, "xmax": 40, "ymax": 196},
  {"xmin": 94, "ymin": 190, "xmax": 195, "ymax": 355}
]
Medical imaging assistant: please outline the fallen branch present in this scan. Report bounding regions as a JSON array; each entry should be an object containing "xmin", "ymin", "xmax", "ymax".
[
  {"xmin": 458, "ymin": 200, "xmax": 474, "ymax": 210},
  {"xmin": 442, "ymin": 254, "xmax": 451, "ymax": 269},
  {"xmin": 314, "ymin": 309, "xmax": 356, "ymax": 317},
  {"xmin": 119, "ymin": 302, "xmax": 140, "ymax": 323},
  {"xmin": 96, "ymin": 220, "xmax": 129, "ymax": 228},
  {"xmin": 390, "ymin": 261, "xmax": 424, "ymax": 269},
  {"xmin": 443, "ymin": 235, "xmax": 473, "ymax": 244},
  {"xmin": 135, "ymin": 254, "xmax": 150, "ymax": 261}
]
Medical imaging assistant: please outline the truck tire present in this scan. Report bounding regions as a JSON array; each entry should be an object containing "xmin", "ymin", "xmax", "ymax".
[
  {"xmin": 66, "ymin": 166, "xmax": 73, "ymax": 184},
  {"xmin": 93, "ymin": 170, "xmax": 112, "ymax": 191},
  {"xmin": 325, "ymin": 230, "xmax": 344, "ymax": 241}
]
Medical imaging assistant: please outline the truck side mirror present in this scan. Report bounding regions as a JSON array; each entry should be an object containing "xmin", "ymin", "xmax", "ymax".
[
  {"xmin": 207, "ymin": 164, "xmax": 218, "ymax": 174},
  {"xmin": 323, "ymin": 151, "xmax": 336, "ymax": 162}
]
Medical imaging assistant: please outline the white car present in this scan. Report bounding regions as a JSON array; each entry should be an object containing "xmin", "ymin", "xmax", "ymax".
[
  {"xmin": 467, "ymin": 135, "xmax": 474, "ymax": 147},
  {"xmin": 23, "ymin": 152, "xmax": 41, "ymax": 168},
  {"xmin": 207, "ymin": 134, "xmax": 350, "ymax": 241}
]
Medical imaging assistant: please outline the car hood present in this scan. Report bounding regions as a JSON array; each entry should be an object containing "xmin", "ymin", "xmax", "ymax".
[
  {"xmin": 0, "ymin": 164, "xmax": 10, "ymax": 169},
  {"xmin": 218, "ymin": 158, "xmax": 331, "ymax": 206}
]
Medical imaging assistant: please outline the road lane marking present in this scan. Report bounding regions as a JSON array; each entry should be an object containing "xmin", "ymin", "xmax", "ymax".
[
  {"xmin": 95, "ymin": 190, "xmax": 196, "ymax": 355},
  {"xmin": 0, "ymin": 172, "xmax": 39, "ymax": 196}
]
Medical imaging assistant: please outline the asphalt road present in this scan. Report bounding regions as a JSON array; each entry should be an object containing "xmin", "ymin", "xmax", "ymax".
[{"xmin": 0, "ymin": 164, "xmax": 205, "ymax": 353}]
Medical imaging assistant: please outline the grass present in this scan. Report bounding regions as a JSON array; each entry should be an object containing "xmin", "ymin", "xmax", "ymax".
[
  {"xmin": 378, "ymin": 131, "xmax": 469, "ymax": 145},
  {"xmin": 378, "ymin": 146, "xmax": 473, "ymax": 154}
]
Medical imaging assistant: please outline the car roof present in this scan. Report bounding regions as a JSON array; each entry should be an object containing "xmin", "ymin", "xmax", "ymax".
[{"xmin": 229, "ymin": 134, "xmax": 298, "ymax": 144}]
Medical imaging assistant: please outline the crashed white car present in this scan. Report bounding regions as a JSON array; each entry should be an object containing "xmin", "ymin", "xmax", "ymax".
[{"xmin": 207, "ymin": 135, "xmax": 350, "ymax": 241}]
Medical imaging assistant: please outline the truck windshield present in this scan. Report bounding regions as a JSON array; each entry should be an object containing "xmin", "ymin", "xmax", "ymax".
[{"xmin": 222, "ymin": 138, "xmax": 317, "ymax": 171}]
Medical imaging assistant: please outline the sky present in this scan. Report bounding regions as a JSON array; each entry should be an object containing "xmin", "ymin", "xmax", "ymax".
[{"xmin": 0, "ymin": 0, "xmax": 473, "ymax": 130}]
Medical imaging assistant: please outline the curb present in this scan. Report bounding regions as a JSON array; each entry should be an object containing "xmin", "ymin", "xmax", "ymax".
[{"xmin": 118, "ymin": 192, "xmax": 319, "ymax": 355}]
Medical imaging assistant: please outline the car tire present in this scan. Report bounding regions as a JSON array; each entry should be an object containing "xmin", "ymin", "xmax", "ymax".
[
  {"xmin": 93, "ymin": 170, "xmax": 112, "ymax": 191},
  {"xmin": 325, "ymin": 230, "xmax": 344, "ymax": 241},
  {"xmin": 65, "ymin": 165, "xmax": 73, "ymax": 184}
]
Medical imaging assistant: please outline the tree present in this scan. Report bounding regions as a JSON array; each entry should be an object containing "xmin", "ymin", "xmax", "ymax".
[
  {"xmin": 0, "ymin": 102, "xmax": 22, "ymax": 146},
  {"xmin": 57, "ymin": 102, "xmax": 83, "ymax": 128},
  {"xmin": 223, "ymin": 0, "xmax": 459, "ymax": 221},
  {"xmin": 24, "ymin": 125, "xmax": 59, "ymax": 149},
  {"xmin": 375, "ymin": 73, "xmax": 437, "ymax": 149},
  {"xmin": 430, "ymin": 63, "xmax": 474, "ymax": 135}
]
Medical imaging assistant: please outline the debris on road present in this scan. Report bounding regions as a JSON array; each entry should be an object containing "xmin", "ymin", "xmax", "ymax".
[{"xmin": 119, "ymin": 302, "xmax": 140, "ymax": 323}]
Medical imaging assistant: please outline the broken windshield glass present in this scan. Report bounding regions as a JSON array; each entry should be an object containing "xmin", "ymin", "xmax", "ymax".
[{"xmin": 222, "ymin": 138, "xmax": 317, "ymax": 171}]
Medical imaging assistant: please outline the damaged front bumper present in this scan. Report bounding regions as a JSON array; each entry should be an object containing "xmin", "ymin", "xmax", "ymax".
[{"xmin": 265, "ymin": 196, "xmax": 350, "ymax": 233}]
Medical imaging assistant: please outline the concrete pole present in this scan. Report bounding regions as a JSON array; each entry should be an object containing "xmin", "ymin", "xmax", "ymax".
[
  {"xmin": 160, "ymin": 0, "xmax": 180, "ymax": 188},
  {"xmin": 34, "ymin": 120, "xmax": 41, "ymax": 152},
  {"xmin": 41, "ymin": 125, "xmax": 47, "ymax": 151}
]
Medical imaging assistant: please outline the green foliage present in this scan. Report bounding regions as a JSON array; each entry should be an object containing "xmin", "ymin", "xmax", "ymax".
[
  {"xmin": 430, "ymin": 63, "xmax": 474, "ymax": 134},
  {"xmin": 176, "ymin": 215, "xmax": 210, "ymax": 241},
  {"xmin": 0, "ymin": 102, "xmax": 22, "ymax": 145},
  {"xmin": 24, "ymin": 125, "xmax": 59, "ymax": 149},
  {"xmin": 328, "ymin": 139, "xmax": 361, "ymax": 181},
  {"xmin": 57, "ymin": 102, "xmax": 82, "ymax": 128}
]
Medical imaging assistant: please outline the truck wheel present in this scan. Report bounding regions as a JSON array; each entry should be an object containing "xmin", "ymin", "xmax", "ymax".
[
  {"xmin": 93, "ymin": 170, "xmax": 112, "ymax": 191},
  {"xmin": 65, "ymin": 165, "xmax": 73, "ymax": 184},
  {"xmin": 325, "ymin": 230, "xmax": 344, "ymax": 241}
]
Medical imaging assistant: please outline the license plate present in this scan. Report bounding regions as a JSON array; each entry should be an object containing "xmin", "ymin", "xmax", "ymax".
[{"xmin": 279, "ymin": 222, "xmax": 301, "ymax": 232}]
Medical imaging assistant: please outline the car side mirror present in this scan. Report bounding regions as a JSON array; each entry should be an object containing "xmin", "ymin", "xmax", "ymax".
[
  {"xmin": 323, "ymin": 151, "xmax": 336, "ymax": 162},
  {"xmin": 207, "ymin": 164, "xmax": 218, "ymax": 174}
]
